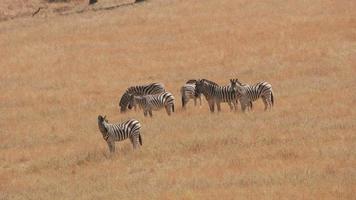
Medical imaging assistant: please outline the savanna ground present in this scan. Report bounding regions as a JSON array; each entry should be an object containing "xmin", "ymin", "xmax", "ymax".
[{"xmin": 1, "ymin": 0, "xmax": 356, "ymax": 199}]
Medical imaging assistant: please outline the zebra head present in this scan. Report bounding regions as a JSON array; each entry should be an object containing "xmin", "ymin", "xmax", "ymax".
[
  {"xmin": 98, "ymin": 115, "xmax": 108, "ymax": 122},
  {"xmin": 230, "ymin": 79, "xmax": 238, "ymax": 93},
  {"xmin": 119, "ymin": 92, "xmax": 131, "ymax": 113},
  {"xmin": 194, "ymin": 79, "xmax": 204, "ymax": 97},
  {"xmin": 98, "ymin": 115, "xmax": 108, "ymax": 134},
  {"xmin": 127, "ymin": 94, "xmax": 136, "ymax": 110},
  {"xmin": 232, "ymin": 78, "xmax": 245, "ymax": 94}
]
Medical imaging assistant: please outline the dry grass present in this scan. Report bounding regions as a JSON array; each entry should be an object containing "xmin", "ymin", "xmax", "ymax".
[{"xmin": 1, "ymin": 0, "xmax": 356, "ymax": 199}]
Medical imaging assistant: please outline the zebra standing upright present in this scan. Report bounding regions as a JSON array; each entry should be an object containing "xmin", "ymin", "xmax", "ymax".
[
  {"xmin": 229, "ymin": 79, "xmax": 253, "ymax": 111},
  {"xmin": 180, "ymin": 79, "xmax": 202, "ymax": 108},
  {"xmin": 128, "ymin": 92, "xmax": 175, "ymax": 117},
  {"xmin": 119, "ymin": 83, "xmax": 165, "ymax": 113},
  {"xmin": 194, "ymin": 79, "xmax": 239, "ymax": 112},
  {"xmin": 97, "ymin": 115, "xmax": 142, "ymax": 153},
  {"xmin": 230, "ymin": 78, "xmax": 274, "ymax": 112}
]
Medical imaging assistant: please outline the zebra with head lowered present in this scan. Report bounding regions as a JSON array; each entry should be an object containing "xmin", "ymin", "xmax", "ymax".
[
  {"xmin": 180, "ymin": 79, "xmax": 202, "ymax": 109},
  {"xmin": 230, "ymin": 78, "xmax": 274, "ymax": 112},
  {"xmin": 119, "ymin": 83, "xmax": 165, "ymax": 113},
  {"xmin": 128, "ymin": 92, "xmax": 175, "ymax": 117},
  {"xmin": 97, "ymin": 115, "xmax": 142, "ymax": 153},
  {"xmin": 194, "ymin": 79, "xmax": 240, "ymax": 112}
]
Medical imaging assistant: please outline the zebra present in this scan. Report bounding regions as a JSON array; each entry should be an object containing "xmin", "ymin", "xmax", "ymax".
[
  {"xmin": 97, "ymin": 115, "xmax": 142, "ymax": 153},
  {"xmin": 180, "ymin": 79, "xmax": 202, "ymax": 108},
  {"xmin": 230, "ymin": 78, "xmax": 274, "ymax": 112},
  {"xmin": 194, "ymin": 79, "xmax": 239, "ymax": 112},
  {"xmin": 128, "ymin": 92, "xmax": 175, "ymax": 117},
  {"xmin": 229, "ymin": 79, "xmax": 253, "ymax": 111},
  {"xmin": 119, "ymin": 83, "xmax": 165, "ymax": 113}
]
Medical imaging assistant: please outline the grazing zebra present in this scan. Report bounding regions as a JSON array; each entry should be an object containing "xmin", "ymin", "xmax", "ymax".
[
  {"xmin": 128, "ymin": 92, "xmax": 175, "ymax": 117},
  {"xmin": 180, "ymin": 79, "xmax": 202, "ymax": 108},
  {"xmin": 97, "ymin": 115, "xmax": 142, "ymax": 153},
  {"xmin": 194, "ymin": 79, "xmax": 239, "ymax": 112},
  {"xmin": 230, "ymin": 78, "xmax": 274, "ymax": 112},
  {"xmin": 119, "ymin": 83, "xmax": 165, "ymax": 113}
]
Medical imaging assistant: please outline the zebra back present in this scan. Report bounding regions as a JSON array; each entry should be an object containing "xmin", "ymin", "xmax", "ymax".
[{"xmin": 201, "ymin": 79, "xmax": 219, "ymax": 86}]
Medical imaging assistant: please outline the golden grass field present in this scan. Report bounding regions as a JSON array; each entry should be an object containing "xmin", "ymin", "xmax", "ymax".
[{"xmin": 1, "ymin": 0, "xmax": 356, "ymax": 199}]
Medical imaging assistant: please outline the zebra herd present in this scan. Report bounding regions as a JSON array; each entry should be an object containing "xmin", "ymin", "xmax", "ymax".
[{"xmin": 98, "ymin": 78, "xmax": 274, "ymax": 153}]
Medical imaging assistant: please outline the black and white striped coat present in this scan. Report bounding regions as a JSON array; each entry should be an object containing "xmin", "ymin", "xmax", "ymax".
[
  {"xmin": 97, "ymin": 115, "xmax": 142, "ymax": 153},
  {"xmin": 128, "ymin": 92, "xmax": 175, "ymax": 117},
  {"xmin": 231, "ymin": 79, "xmax": 274, "ymax": 112},
  {"xmin": 195, "ymin": 79, "xmax": 239, "ymax": 112},
  {"xmin": 119, "ymin": 83, "xmax": 165, "ymax": 113},
  {"xmin": 180, "ymin": 79, "xmax": 202, "ymax": 108}
]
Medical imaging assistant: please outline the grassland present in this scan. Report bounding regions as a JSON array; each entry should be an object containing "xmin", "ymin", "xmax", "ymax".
[{"xmin": 0, "ymin": 0, "xmax": 355, "ymax": 199}]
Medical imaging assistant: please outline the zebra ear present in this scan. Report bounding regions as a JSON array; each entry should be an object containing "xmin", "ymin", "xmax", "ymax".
[{"xmin": 237, "ymin": 79, "xmax": 243, "ymax": 85}]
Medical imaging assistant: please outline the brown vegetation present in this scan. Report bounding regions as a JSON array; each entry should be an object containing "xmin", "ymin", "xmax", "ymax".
[{"xmin": 0, "ymin": 0, "xmax": 355, "ymax": 199}]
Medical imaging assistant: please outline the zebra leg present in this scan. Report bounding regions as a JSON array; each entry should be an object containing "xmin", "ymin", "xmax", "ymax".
[
  {"xmin": 240, "ymin": 99, "xmax": 247, "ymax": 113},
  {"xmin": 217, "ymin": 101, "xmax": 222, "ymax": 112},
  {"xmin": 208, "ymin": 100, "xmax": 215, "ymax": 112},
  {"xmin": 194, "ymin": 97, "xmax": 197, "ymax": 106},
  {"xmin": 236, "ymin": 99, "xmax": 240, "ymax": 110},
  {"xmin": 135, "ymin": 136, "xmax": 140, "ymax": 149},
  {"xmin": 182, "ymin": 96, "xmax": 186, "ymax": 108},
  {"xmin": 144, "ymin": 110, "xmax": 148, "ymax": 117},
  {"xmin": 199, "ymin": 96, "xmax": 202, "ymax": 106},
  {"xmin": 107, "ymin": 141, "xmax": 116, "ymax": 153},
  {"xmin": 165, "ymin": 106, "xmax": 171, "ymax": 116},
  {"xmin": 149, "ymin": 110, "xmax": 153, "ymax": 117},
  {"xmin": 232, "ymin": 100, "xmax": 237, "ymax": 112},
  {"xmin": 268, "ymin": 93, "xmax": 273, "ymax": 110},
  {"xmin": 248, "ymin": 101, "xmax": 253, "ymax": 111},
  {"xmin": 227, "ymin": 102, "xmax": 233, "ymax": 111},
  {"xmin": 130, "ymin": 136, "xmax": 139, "ymax": 149},
  {"xmin": 239, "ymin": 97, "xmax": 249, "ymax": 112},
  {"xmin": 138, "ymin": 134, "xmax": 142, "ymax": 146},
  {"xmin": 262, "ymin": 97, "xmax": 269, "ymax": 111},
  {"xmin": 241, "ymin": 103, "xmax": 247, "ymax": 112}
]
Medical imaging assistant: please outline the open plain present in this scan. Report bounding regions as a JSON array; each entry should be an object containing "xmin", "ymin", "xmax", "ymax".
[{"xmin": 0, "ymin": 0, "xmax": 355, "ymax": 199}]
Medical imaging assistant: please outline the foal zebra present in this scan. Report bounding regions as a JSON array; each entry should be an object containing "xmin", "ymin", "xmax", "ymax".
[
  {"xmin": 128, "ymin": 92, "xmax": 175, "ymax": 117},
  {"xmin": 180, "ymin": 79, "xmax": 202, "ymax": 108},
  {"xmin": 194, "ymin": 79, "xmax": 239, "ymax": 112},
  {"xmin": 119, "ymin": 83, "xmax": 165, "ymax": 113},
  {"xmin": 230, "ymin": 78, "xmax": 274, "ymax": 112},
  {"xmin": 97, "ymin": 115, "xmax": 142, "ymax": 153}
]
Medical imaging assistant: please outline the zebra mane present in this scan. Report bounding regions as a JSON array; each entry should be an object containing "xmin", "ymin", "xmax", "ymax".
[
  {"xmin": 186, "ymin": 79, "xmax": 197, "ymax": 84},
  {"xmin": 201, "ymin": 79, "xmax": 219, "ymax": 86}
]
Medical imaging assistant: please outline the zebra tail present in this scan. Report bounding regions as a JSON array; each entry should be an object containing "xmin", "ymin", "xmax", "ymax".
[
  {"xmin": 181, "ymin": 96, "xmax": 185, "ymax": 108},
  {"xmin": 139, "ymin": 134, "xmax": 142, "ymax": 146},
  {"xmin": 172, "ymin": 103, "xmax": 175, "ymax": 112},
  {"xmin": 271, "ymin": 92, "xmax": 274, "ymax": 106}
]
